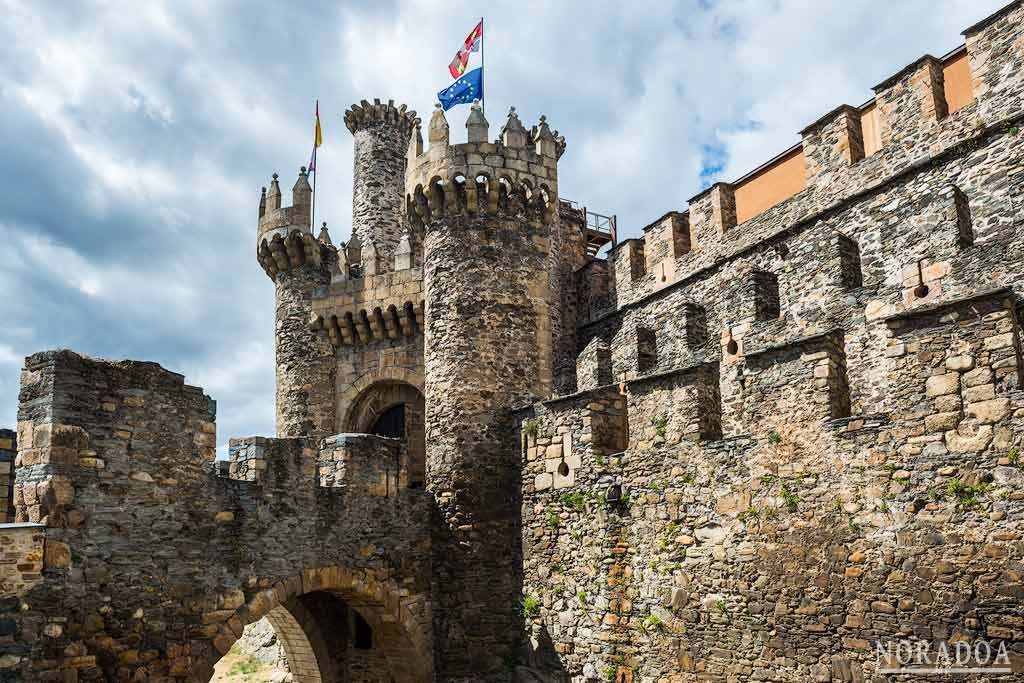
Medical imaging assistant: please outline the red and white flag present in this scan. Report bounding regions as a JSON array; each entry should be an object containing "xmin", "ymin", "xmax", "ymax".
[{"xmin": 448, "ymin": 20, "xmax": 483, "ymax": 79}]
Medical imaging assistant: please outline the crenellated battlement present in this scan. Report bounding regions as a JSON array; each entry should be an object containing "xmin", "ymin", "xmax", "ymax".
[
  {"xmin": 310, "ymin": 266, "xmax": 424, "ymax": 348},
  {"xmin": 405, "ymin": 102, "xmax": 563, "ymax": 214},
  {"xmin": 257, "ymin": 168, "xmax": 312, "ymax": 238},
  {"xmin": 256, "ymin": 168, "xmax": 327, "ymax": 281},
  {"xmin": 406, "ymin": 172, "xmax": 556, "ymax": 229},
  {"xmin": 344, "ymin": 98, "xmax": 419, "ymax": 138},
  {"xmin": 576, "ymin": 0, "xmax": 1024, "ymax": 319}
]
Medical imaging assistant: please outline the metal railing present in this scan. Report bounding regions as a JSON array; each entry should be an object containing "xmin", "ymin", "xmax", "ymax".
[
  {"xmin": 586, "ymin": 210, "xmax": 616, "ymax": 237},
  {"xmin": 560, "ymin": 198, "xmax": 618, "ymax": 255}
]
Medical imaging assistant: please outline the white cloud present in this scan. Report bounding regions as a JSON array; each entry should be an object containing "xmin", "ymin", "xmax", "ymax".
[{"xmin": 0, "ymin": 0, "xmax": 1009, "ymax": 445}]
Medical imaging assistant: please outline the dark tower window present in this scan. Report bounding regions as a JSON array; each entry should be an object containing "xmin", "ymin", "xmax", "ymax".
[
  {"xmin": 637, "ymin": 327, "xmax": 658, "ymax": 373},
  {"xmin": 751, "ymin": 271, "xmax": 780, "ymax": 320},
  {"xmin": 951, "ymin": 185, "xmax": 974, "ymax": 248},
  {"xmin": 370, "ymin": 404, "xmax": 406, "ymax": 439},
  {"xmin": 836, "ymin": 234, "xmax": 863, "ymax": 290}
]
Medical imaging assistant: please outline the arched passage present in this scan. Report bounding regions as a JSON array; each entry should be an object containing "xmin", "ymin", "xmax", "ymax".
[
  {"xmin": 209, "ymin": 599, "xmax": 331, "ymax": 683},
  {"xmin": 199, "ymin": 566, "xmax": 432, "ymax": 683},
  {"xmin": 263, "ymin": 603, "xmax": 324, "ymax": 683},
  {"xmin": 344, "ymin": 380, "xmax": 426, "ymax": 488}
]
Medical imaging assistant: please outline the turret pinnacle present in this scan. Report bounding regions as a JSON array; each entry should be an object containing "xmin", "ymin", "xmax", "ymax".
[
  {"xmin": 466, "ymin": 100, "xmax": 489, "ymax": 143},
  {"xmin": 501, "ymin": 106, "xmax": 528, "ymax": 147},
  {"xmin": 429, "ymin": 103, "xmax": 450, "ymax": 146},
  {"xmin": 317, "ymin": 221, "xmax": 332, "ymax": 246}
]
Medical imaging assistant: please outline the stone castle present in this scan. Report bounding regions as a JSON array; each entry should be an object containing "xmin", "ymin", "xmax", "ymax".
[{"xmin": 2, "ymin": 2, "xmax": 1024, "ymax": 681}]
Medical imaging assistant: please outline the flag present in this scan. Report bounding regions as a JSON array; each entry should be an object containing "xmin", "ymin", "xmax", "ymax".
[
  {"xmin": 448, "ymin": 20, "xmax": 483, "ymax": 79},
  {"xmin": 310, "ymin": 100, "xmax": 322, "ymax": 172},
  {"xmin": 314, "ymin": 101, "xmax": 323, "ymax": 147},
  {"xmin": 438, "ymin": 67, "xmax": 483, "ymax": 111}
]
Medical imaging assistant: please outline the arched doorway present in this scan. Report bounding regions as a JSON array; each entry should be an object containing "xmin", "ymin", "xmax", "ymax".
[
  {"xmin": 209, "ymin": 595, "xmax": 405, "ymax": 683},
  {"xmin": 210, "ymin": 599, "xmax": 330, "ymax": 683},
  {"xmin": 203, "ymin": 566, "xmax": 433, "ymax": 683},
  {"xmin": 345, "ymin": 381, "xmax": 425, "ymax": 488},
  {"xmin": 371, "ymin": 403, "xmax": 406, "ymax": 440}
]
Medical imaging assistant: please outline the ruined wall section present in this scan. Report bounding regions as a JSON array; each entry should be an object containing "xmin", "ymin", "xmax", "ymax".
[{"xmin": 4, "ymin": 350, "xmax": 433, "ymax": 682}]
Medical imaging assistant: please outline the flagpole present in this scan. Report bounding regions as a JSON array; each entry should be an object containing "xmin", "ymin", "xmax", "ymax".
[
  {"xmin": 311, "ymin": 99, "xmax": 318, "ymax": 232},
  {"xmin": 480, "ymin": 16, "xmax": 485, "ymax": 116}
]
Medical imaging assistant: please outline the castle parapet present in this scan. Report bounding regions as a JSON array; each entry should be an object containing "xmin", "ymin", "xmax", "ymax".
[
  {"xmin": 14, "ymin": 350, "xmax": 216, "ymax": 526},
  {"xmin": 406, "ymin": 103, "xmax": 563, "ymax": 214},
  {"xmin": 318, "ymin": 433, "xmax": 408, "ymax": 495},
  {"xmin": 258, "ymin": 168, "xmax": 311, "ymax": 238},
  {"xmin": 311, "ymin": 267, "xmax": 424, "ymax": 348},
  {"xmin": 257, "ymin": 168, "xmax": 323, "ymax": 280},
  {"xmin": 590, "ymin": 2, "xmax": 1024, "ymax": 311}
]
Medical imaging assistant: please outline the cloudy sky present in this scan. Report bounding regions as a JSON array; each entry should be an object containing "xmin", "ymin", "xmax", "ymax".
[{"xmin": 0, "ymin": 0, "xmax": 1005, "ymax": 453}]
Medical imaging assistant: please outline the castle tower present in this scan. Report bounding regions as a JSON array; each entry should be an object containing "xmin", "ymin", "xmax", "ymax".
[
  {"xmin": 257, "ymin": 168, "xmax": 337, "ymax": 437},
  {"xmin": 344, "ymin": 99, "xmax": 419, "ymax": 270},
  {"xmin": 407, "ymin": 104, "xmax": 560, "ymax": 679}
]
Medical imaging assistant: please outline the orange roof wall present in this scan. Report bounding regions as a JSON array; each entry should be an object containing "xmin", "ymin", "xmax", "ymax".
[
  {"xmin": 943, "ymin": 49, "xmax": 974, "ymax": 114},
  {"xmin": 733, "ymin": 147, "xmax": 807, "ymax": 224}
]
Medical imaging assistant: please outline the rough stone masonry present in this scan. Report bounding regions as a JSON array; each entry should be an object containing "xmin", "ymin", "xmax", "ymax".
[{"xmin": 2, "ymin": 2, "xmax": 1024, "ymax": 682}]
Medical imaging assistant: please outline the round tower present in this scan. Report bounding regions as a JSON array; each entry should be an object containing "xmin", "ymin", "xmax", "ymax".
[
  {"xmin": 256, "ymin": 168, "xmax": 337, "ymax": 437},
  {"xmin": 407, "ymin": 104, "xmax": 561, "ymax": 680},
  {"xmin": 344, "ymin": 99, "xmax": 419, "ymax": 271}
]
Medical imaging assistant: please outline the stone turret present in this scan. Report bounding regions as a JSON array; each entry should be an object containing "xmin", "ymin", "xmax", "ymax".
[
  {"xmin": 407, "ymin": 104, "xmax": 561, "ymax": 679},
  {"xmin": 465, "ymin": 99, "xmax": 488, "ymax": 143},
  {"xmin": 256, "ymin": 168, "xmax": 336, "ymax": 438},
  {"xmin": 344, "ymin": 99, "xmax": 419, "ymax": 272}
]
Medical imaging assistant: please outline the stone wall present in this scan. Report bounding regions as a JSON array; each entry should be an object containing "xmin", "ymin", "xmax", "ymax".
[
  {"xmin": 345, "ymin": 100, "xmax": 418, "ymax": 268},
  {"xmin": 0, "ymin": 522, "xmax": 44, "ymax": 597},
  {"xmin": 520, "ymin": 314, "xmax": 1023, "ymax": 679},
  {"xmin": 418, "ymin": 168, "xmax": 556, "ymax": 680},
  {"xmin": 3, "ymin": 350, "xmax": 433, "ymax": 682},
  {"xmin": 0, "ymin": 430, "xmax": 14, "ymax": 522},
  {"xmin": 520, "ymin": 3, "xmax": 1024, "ymax": 680}
]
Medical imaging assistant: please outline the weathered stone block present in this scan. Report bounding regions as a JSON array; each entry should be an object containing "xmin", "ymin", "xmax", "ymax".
[
  {"xmin": 966, "ymin": 398, "xmax": 1010, "ymax": 424},
  {"xmin": 925, "ymin": 373, "xmax": 959, "ymax": 397},
  {"xmin": 945, "ymin": 425, "xmax": 994, "ymax": 453}
]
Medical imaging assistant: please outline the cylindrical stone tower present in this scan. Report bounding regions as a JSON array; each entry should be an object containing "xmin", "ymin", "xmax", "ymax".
[
  {"xmin": 256, "ymin": 168, "xmax": 337, "ymax": 437},
  {"xmin": 408, "ymin": 105, "xmax": 560, "ymax": 680},
  {"xmin": 344, "ymin": 99, "xmax": 418, "ymax": 270}
]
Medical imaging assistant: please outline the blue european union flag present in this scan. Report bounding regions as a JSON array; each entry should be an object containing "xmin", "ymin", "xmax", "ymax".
[{"xmin": 438, "ymin": 67, "xmax": 483, "ymax": 111}]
